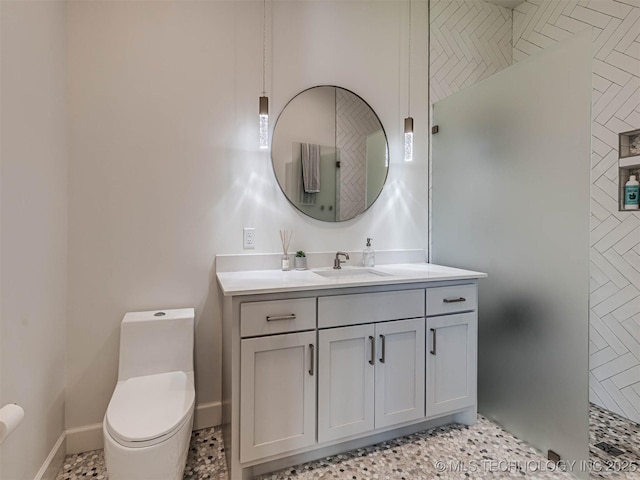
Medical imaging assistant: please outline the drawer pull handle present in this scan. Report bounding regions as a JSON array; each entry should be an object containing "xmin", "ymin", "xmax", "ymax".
[
  {"xmin": 266, "ymin": 314, "xmax": 296, "ymax": 322},
  {"xmin": 379, "ymin": 334, "xmax": 386, "ymax": 363},
  {"xmin": 430, "ymin": 328, "xmax": 437, "ymax": 355},
  {"xmin": 369, "ymin": 336, "xmax": 375, "ymax": 365},
  {"xmin": 309, "ymin": 344, "xmax": 315, "ymax": 376},
  {"xmin": 443, "ymin": 297, "xmax": 466, "ymax": 303}
]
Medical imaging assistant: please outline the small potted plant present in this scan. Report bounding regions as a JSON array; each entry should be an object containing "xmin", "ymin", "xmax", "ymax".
[{"xmin": 294, "ymin": 251, "xmax": 307, "ymax": 270}]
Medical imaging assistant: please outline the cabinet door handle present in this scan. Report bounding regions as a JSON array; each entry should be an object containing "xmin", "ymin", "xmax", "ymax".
[
  {"xmin": 379, "ymin": 334, "xmax": 386, "ymax": 363},
  {"xmin": 309, "ymin": 344, "xmax": 315, "ymax": 376},
  {"xmin": 266, "ymin": 314, "xmax": 296, "ymax": 321},
  {"xmin": 430, "ymin": 328, "xmax": 437, "ymax": 355},
  {"xmin": 443, "ymin": 297, "xmax": 466, "ymax": 303},
  {"xmin": 369, "ymin": 336, "xmax": 375, "ymax": 365}
]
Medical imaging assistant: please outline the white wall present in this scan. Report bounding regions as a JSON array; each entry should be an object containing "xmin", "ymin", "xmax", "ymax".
[
  {"xmin": 0, "ymin": 1, "xmax": 68, "ymax": 478},
  {"xmin": 66, "ymin": 0, "xmax": 429, "ymax": 433},
  {"xmin": 513, "ymin": 0, "xmax": 640, "ymax": 424}
]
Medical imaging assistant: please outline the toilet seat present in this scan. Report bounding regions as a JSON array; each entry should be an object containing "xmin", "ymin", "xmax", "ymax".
[{"xmin": 106, "ymin": 371, "xmax": 195, "ymax": 448}]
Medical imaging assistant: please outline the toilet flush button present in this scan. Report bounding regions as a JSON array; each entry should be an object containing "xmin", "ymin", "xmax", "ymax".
[{"xmin": 154, "ymin": 312, "xmax": 166, "ymax": 317}]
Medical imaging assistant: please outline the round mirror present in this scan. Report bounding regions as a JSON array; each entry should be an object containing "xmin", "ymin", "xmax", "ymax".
[{"xmin": 272, "ymin": 86, "xmax": 388, "ymax": 222}]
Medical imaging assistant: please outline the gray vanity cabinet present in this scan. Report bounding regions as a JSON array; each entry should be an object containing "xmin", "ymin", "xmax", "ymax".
[
  {"xmin": 219, "ymin": 271, "xmax": 483, "ymax": 480},
  {"xmin": 426, "ymin": 313, "xmax": 477, "ymax": 418},
  {"xmin": 317, "ymin": 291, "xmax": 426, "ymax": 443},
  {"xmin": 374, "ymin": 318, "xmax": 426, "ymax": 428},
  {"xmin": 239, "ymin": 298, "xmax": 317, "ymax": 463},
  {"xmin": 317, "ymin": 324, "xmax": 376, "ymax": 443},
  {"xmin": 317, "ymin": 318, "xmax": 426, "ymax": 443},
  {"xmin": 425, "ymin": 285, "xmax": 478, "ymax": 419},
  {"xmin": 239, "ymin": 331, "xmax": 317, "ymax": 463}
]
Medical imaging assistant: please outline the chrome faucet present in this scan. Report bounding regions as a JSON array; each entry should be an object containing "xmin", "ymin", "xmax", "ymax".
[{"xmin": 333, "ymin": 251, "xmax": 350, "ymax": 269}]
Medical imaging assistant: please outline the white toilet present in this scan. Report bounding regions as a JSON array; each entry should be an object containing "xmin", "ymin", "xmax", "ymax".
[{"xmin": 103, "ymin": 308, "xmax": 195, "ymax": 480}]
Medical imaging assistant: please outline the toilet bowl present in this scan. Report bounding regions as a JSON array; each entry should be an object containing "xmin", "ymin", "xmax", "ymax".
[{"xmin": 103, "ymin": 308, "xmax": 195, "ymax": 480}]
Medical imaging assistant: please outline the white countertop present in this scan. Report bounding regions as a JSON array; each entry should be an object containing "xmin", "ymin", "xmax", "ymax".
[{"xmin": 216, "ymin": 263, "xmax": 487, "ymax": 296}]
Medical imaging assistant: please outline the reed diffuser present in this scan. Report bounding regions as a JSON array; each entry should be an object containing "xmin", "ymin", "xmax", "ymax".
[{"xmin": 279, "ymin": 230, "xmax": 292, "ymax": 271}]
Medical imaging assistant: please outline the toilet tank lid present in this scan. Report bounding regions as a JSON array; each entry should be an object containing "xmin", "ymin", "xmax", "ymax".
[
  {"xmin": 106, "ymin": 371, "xmax": 195, "ymax": 443},
  {"xmin": 122, "ymin": 308, "xmax": 195, "ymax": 324}
]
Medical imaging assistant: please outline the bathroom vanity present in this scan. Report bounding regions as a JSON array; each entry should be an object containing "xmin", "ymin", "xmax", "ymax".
[{"xmin": 217, "ymin": 254, "xmax": 486, "ymax": 480}]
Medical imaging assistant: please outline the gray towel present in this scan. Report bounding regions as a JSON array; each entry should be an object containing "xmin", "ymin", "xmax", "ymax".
[
  {"xmin": 299, "ymin": 189, "xmax": 316, "ymax": 205},
  {"xmin": 301, "ymin": 143, "xmax": 321, "ymax": 193}
]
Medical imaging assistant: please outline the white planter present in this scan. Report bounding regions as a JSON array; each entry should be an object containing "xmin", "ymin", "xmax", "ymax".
[{"xmin": 294, "ymin": 257, "xmax": 307, "ymax": 270}]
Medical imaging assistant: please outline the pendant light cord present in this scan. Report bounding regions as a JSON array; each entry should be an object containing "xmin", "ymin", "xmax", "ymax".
[
  {"xmin": 407, "ymin": 0, "xmax": 411, "ymax": 117},
  {"xmin": 427, "ymin": 0, "xmax": 431, "ymax": 128},
  {"xmin": 262, "ymin": 0, "xmax": 267, "ymax": 96}
]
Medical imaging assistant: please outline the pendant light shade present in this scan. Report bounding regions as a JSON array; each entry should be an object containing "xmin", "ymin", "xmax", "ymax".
[
  {"xmin": 404, "ymin": 0, "xmax": 413, "ymax": 162},
  {"xmin": 259, "ymin": 0, "xmax": 269, "ymax": 150},
  {"xmin": 259, "ymin": 96, "xmax": 269, "ymax": 149},
  {"xmin": 404, "ymin": 116, "xmax": 414, "ymax": 162}
]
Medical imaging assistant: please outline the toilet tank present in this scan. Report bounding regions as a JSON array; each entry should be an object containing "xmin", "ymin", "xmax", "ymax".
[{"xmin": 118, "ymin": 308, "xmax": 194, "ymax": 381}]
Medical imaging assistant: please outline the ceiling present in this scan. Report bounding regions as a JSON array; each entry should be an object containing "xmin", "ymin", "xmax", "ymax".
[{"xmin": 484, "ymin": 0, "xmax": 526, "ymax": 8}]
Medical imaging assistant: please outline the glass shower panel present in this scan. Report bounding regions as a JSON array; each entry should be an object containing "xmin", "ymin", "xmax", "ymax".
[{"xmin": 432, "ymin": 31, "xmax": 591, "ymax": 476}]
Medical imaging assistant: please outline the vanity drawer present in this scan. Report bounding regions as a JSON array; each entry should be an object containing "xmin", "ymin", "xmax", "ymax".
[
  {"xmin": 318, "ymin": 289, "xmax": 424, "ymax": 329},
  {"xmin": 241, "ymin": 298, "xmax": 316, "ymax": 337},
  {"xmin": 426, "ymin": 284, "xmax": 477, "ymax": 316}
]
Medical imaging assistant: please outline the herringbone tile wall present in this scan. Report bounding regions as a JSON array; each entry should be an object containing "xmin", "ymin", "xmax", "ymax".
[
  {"xmin": 513, "ymin": 0, "xmax": 640, "ymax": 424},
  {"xmin": 428, "ymin": 0, "xmax": 513, "ymax": 253},
  {"xmin": 430, "ymin": 0, "xmax": 513, "ymax": 103},
  {"xmin": 336, "ymin": 89, "xmax": 382, "ymax": 220}
]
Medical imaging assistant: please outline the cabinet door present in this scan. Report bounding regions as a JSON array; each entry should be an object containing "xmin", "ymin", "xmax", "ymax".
[
  {"xmin": 374, "ymin": 318, "xmax": 425, "ymax": 428},
  {"xmin": 426, "ymin": 312, "xmax": 477, "ymax": 417},
  {"xmin": 318, "ymin": 324, "xmax": 375, "ymax": 443},
  {"xmin": 240, "ymin": 331, "xmax": 316, "ymax": 463}
]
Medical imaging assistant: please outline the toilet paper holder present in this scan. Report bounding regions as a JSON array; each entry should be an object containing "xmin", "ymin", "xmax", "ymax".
[{"xmin": 0, "ymin": 403, "xmax": 25, "ymax": 444}]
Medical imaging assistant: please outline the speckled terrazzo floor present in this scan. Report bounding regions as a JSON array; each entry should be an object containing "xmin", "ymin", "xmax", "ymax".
[
  {"xmin": 56, "ymin": 406, "xmax": 639, "ymax": 480},
  {"xmin": 55, "ymin": 427, "xmax": 225, "ymax": 480},
  {"xmin": 589, "ymin": 403, "xmax": 640, "ymax": 479},
  {"xmin": 255, "ymin": 416, "xmax": 576, "ymax": 480}
]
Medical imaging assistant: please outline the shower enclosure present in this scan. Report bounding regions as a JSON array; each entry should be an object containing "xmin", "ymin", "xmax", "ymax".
[
  {"xmin": 430, "ymin": 23, "xmax": 593, "ymax": 480},
  {"xmin": 430, "ymin": 0, "xmax": 640, "ymax": 474}
]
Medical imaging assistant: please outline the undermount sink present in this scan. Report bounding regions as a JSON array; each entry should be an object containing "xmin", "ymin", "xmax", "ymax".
[{"xmin": 313, "ymin": 268, "xmax": 392, "ymax": 279}]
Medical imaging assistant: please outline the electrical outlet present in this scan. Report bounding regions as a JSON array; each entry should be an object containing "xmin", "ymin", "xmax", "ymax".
[{"xmin": 243, "ymin": 228, "xmax": 256, "ymax": 249}]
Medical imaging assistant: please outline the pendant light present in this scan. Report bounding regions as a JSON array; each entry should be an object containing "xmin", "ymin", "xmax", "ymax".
[
  {"xmin": 259, "ymin": 0, "xmax": 269, "ymax": 150},
  {"xmin": 404, "ymin": 0, "xmax": 414, "ymax": 162}
]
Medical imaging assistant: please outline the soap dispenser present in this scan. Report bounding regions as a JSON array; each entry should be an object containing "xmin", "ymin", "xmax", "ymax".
[{"xmin": 363, "ymin": 238, "xmax": 375, "ymax": 267}]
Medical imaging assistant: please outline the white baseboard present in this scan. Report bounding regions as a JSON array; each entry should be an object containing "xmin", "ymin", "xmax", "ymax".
[
  {"xmin": 194, "ymin": 401, "xmax": 221, "ymax": 431},
  {"xmin": 34, "ymin": 432, "xmax": 66, "ymax": 480},
  {"xmin": 65, "ymin": 401, "xmax": 221, "ymax": 455},
  {"xmin": 65, "ymin": 422, "xmax": 103, "ymax": 454}
]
